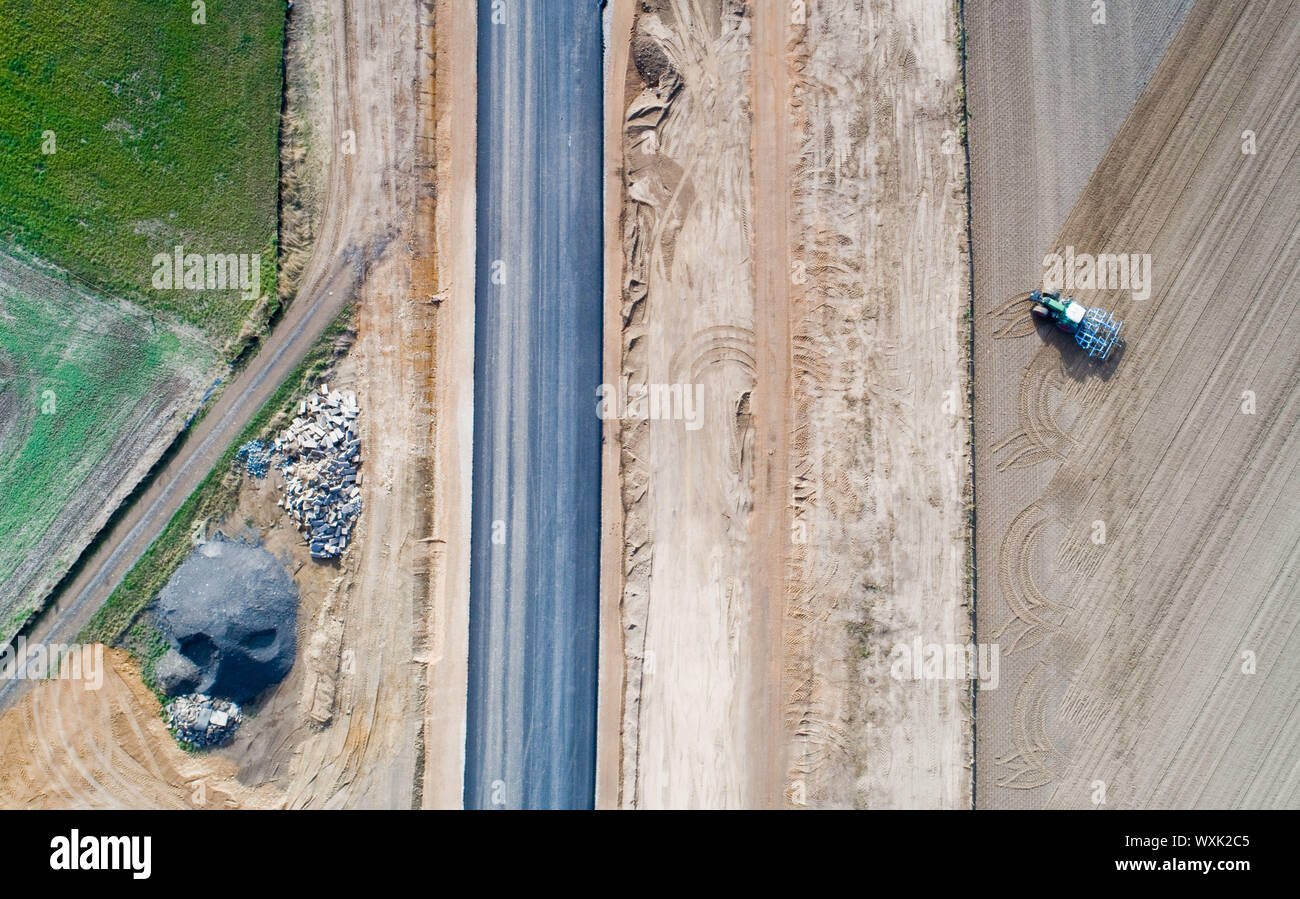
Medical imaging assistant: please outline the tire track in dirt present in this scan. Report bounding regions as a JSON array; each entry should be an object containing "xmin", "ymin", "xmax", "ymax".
[
  {"xmin": 991, "ymin": 504, "xmax": 1063, "ymax": 655},
  {"xmin": 994, "ymin": 660, "xmax": 1056, "ymax": 790},
  {"xmin": 0, "ymin": 650, "xmax": 279, "ymax": 808},
  {"xmin": 750, "ymin": 0, "xmax": 794, "ymax": 809},
  {"xmin": 778, "ymin": 0, "xmax": 970, "ymax": 808},
  {"xmin": 607, "ymin": 0, "xmax": 971, "ymax": 809}
]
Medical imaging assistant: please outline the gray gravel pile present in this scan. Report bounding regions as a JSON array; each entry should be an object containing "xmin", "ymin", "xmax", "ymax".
[{"xmin": 154, "ymin": 536, "xmax": 298, "ymax": 703}]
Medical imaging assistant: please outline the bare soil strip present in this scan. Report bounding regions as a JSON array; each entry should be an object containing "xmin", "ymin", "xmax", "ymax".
[
  {"xmin": 0, "ymin": 650, "xmax": 279, "ymax": 809},
  {"xmin": 615, "ymin": 0, "xmax": 761, "ymax": 808},
  {"xmin": 597, "ymin": 0, "xmax": 636, "ymax": 810},
  {"xmin": 604, "ymin": 0, "xmax": 970, "ymax": 808},
  {"xmin": 280, "ymin": 0, "xmax": 441, "ymax": 808},
  {"xmin": 750, "ymin": 0, "xmax": 794, "ymax": 808},
  {"xmin": 778, "ymin": 0, "xmax": 971, "ymax": 808},
  {"xmin": 420, "ymin": 0, "xmax": 475, "ymax": 811}
]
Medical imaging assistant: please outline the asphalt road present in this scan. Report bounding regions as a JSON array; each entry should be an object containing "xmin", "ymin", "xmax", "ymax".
[{"xmin": 465, "ymin": 0, "xmax": 604, "ymax": 809}]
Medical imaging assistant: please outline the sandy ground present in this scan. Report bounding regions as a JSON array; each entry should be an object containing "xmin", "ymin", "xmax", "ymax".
[
  {"xmin": 222, "ymin": 0, "xmax": 473, "ymax": 810},
  {"xmin": 421, "ymin": 0, "xmax": 476, "ymax": 812},
  {"xmin": 0, "ymin": 649, "xmax": 280, "ymax": 809},
  {"xmin": 613, "ymin": 0, "xmax": 762, "ymax": 809},
  {"xmin": 779, "ymin": 0, "xmax": 970, "ymax": 809},
  {"xmin": 0, "ymin": 0, "xmax": 470, "ymax": 809},
  {"xmin": 596, "ymin": 0, "xmax": 634, "ymax": 811},
  {"xmin": 970, "ymin": 0, "xmax": 1300, "ymax": 808},
  {"xmin": 604, "ymin": 0, "xmax": 970, "ymax": 808},
  {"xmin": 275, "ymin": 0, "xmax": 457, "ymax": 809}
]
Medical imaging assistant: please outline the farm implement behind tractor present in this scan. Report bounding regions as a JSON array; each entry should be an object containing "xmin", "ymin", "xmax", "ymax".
[{"xmin": 1029, "ymin": 289, "xmax": 1124, "ymax": 361}]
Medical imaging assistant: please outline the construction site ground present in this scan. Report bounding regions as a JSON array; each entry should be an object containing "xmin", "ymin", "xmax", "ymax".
[
  {"xmin": 3, "ymin": 0, "xmax": 1296, "ymax": 814},
  {"xmin": 0, "ymin": 0, "xmax": 475, "ymax": 810},
  {"xmin": 0, "ymin": 648, "xmax": 281, "ymax": 809},
  {"xmin": 602, "ymin": 0, "xmax": 971, "ymax": 809},
  {"xmin": 969, "ymin": 0, "xmax": 1300, "ymax": 807}
]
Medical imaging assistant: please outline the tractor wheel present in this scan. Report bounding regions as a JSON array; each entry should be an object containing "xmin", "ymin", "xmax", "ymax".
[{"xmin": 1031, "ymin": 304, "xmax": 1048, "ymax": 319}]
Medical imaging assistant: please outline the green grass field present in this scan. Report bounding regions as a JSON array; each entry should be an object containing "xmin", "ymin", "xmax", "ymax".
[
  {"xmin": 0, "ymin": 258, "xmax": 216, "ymax": 633},
  {"xmin": 0, "ymin": 0, "xmax": 286, "ymax": 638},
  {"xmin": 0, "ymin": 0, "xmax": 285, "ymax": 349}
]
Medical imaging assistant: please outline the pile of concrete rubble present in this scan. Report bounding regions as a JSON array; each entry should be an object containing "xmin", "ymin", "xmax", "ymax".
[
  {"xmin": 273, "ymin": 383, "xmax": 362, "ymax": 559},
  {"xmin": 236, "ymin": 439, "xmax": 273, "ymax": 478},
  {"xmin": 164, "ymin": 694, "xmax": 243, "ymax": 748}
]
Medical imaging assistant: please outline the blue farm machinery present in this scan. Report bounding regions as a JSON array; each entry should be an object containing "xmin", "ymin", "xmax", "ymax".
[{"xmin": 1029, "ymin": 289, "xmax": 1124, "ymax": 361}]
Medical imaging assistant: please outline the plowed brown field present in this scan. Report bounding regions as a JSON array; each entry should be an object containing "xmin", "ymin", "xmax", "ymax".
[{"xmin": 971, "ymin": 0, "xmax": 1300, "ymax": 808}]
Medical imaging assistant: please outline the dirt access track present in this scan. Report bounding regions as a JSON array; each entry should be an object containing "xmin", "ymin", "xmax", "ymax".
[
  {"xmin": 970, "ymin": 0, "xmax": 1300, "ymax": 808},
  {"xmin": 599, "ymin": 0, "xmax": 971, "ymax": 808}
]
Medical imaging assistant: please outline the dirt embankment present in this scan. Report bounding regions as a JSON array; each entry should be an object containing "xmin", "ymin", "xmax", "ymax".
[{"xmin": 604, "ymin": 0, "xmax": 971, "ymax": 808}]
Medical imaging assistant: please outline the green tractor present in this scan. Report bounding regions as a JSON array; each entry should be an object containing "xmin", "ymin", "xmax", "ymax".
[{"xmin": 1029, "ymin": 289, "xmax": 1123, "ymax": 361}]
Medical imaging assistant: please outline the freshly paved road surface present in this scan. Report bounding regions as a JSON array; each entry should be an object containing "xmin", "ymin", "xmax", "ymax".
[{"xmin": 465, "ymin": 0, "xmax": 604, "ymax": 809}]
